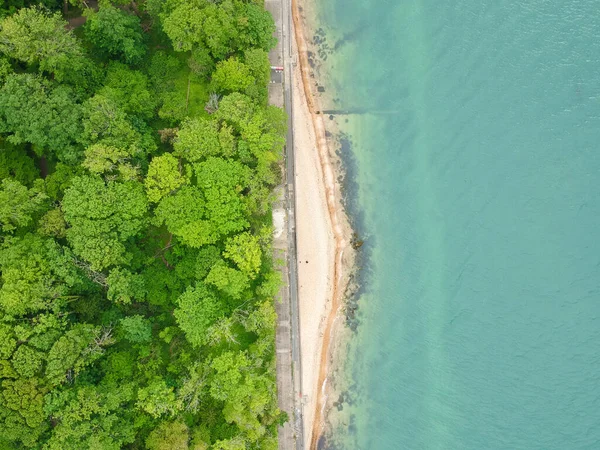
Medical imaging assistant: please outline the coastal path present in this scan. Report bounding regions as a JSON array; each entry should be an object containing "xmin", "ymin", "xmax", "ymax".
[{"xmin": 266, "ymin": 0, "xmax": 305, "ymax": 448}]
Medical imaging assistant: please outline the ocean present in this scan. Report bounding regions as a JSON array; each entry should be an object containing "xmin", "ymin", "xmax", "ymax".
[{"xmin": 310, "ymin": 1, "xmax": 600, "ymax": 449}]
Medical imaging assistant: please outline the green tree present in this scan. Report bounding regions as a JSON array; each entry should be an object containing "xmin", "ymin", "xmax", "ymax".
[
  {"xmin": 221, "ymin": 102, "xmax": 285, "ymax": 179},
  {"xmin": 0, "ymin": 323, "xmax": 16, "ymax": 360},
  {"xmin": 25, "ymin": 316, "xmax": 66, "ymax": 353},
  {"xmin": 236, "ymin": 1, "xmax": 277, "ymax": 51},
  {"xmin": 0, "ymin": 141, "xmax": 38, "ymax": 186},
  {"xmin": 188, "ymin": 45, "xmax": 215, "ymax": 79},
  {"xmin": 62, "ymin": 176, "xmax": 148, "ymax": 270},
  {"xmin": 174, "ymin": 284, "xmax": 224, "ymax": 347},
  {"xmin": 119, "ymin": 315, "xmax": 152, "ymax": 343},
  {"xmin": 45, "ymin": 324, "xmax": 110, "ymax": 386},
  {"xmin": 0, "ymin": 179, "xmax": 47, "ymax": 234},
  {"xmin": 0, "ymin": 6, "xmax": 83, "ymax": 77},
  {"xmin": 201, "ymin": 1, "xmax": 238, "ymax": 59},
  {"xmin": 212, "ymin": 437, "xmax": 248, "ymax": 450},
  {"xmin": 243, "ymin": 300, "xmax": 277, "ymax": 338},
  {"xmin": 80, "ymin": 94, "xmax": 156, "ymax": 157},
  {"xmin": 194, "ymin": 246, "xmax": 222, "ymax": 280},
  {"xmin": 101, "ymin": 350, "xmax": 135, "ymax": 384},
  {"xmin": 153, "ymin": 186, "xmax": 212, "ymax": 248},
  {"xmin": 215, "ymin": 93, "xmax": 256, "ymax": 133},
  {"xmin": 147, "ymin": 51, "xmax": 182, "ymax": 92},
  {"xmin": 242, "ymin": 48, "xmax": 271, "ymax": 103},
  {"xmin": 146, "ymin": 420, "xmax": 190, "ymax": 450},
  {"xmin": 0, "ymin": 234, "xmax": 80, "ymax": 316},
  {"xmin": 194, "ymin": 157, "xmax": 251, "ymax": 239},
  {"xmin": 136, "ymin": 378, "xmax": 181, "ymax": 418},
  {"xmin": 44, "ymin": 384, "xmax": 136, "ymax": 450},
  {"xmin": 217, "ymin": 98, "xmax": 286, "ymax": 202},
  {"xmin": 100, "ymin": 63, "xmax": 156, "ymax": 119},
  {"xmin": 146, "ymin": 51, "xmax": 185, "ymax": 123},
  {"xmin": 1, "ymin": 377, "xmax": 46, "ymax": 429},
  {"xmin": 160, "ymin": 0, "xmax": 238, "ymax": 58},
  {"xmin": 106, "ymin": 268, "xmax": 146, "ymax": 304},
  {"xmin": 162, "ymin": 0, "xmax": 276, "ymax": 60},
  {"xmin": 38, "ymin": 208, "xmax": 67, "ymax": 238},
  {"xmin": 211, "ymin": 57, "xmax": 253, "ymax": 95},
  {"xmin": 0, "ymin": 74, "xmax": 82, "ymax": 162},
  {"xmin": 177, "ymin": 363, "xmax": 208, "ymax": 413},
  {"xmin": 145, "ymin": 153, "xmax": 188, "ymax": 203},
  {"xmin": 0, "ymin": 0, "xmax": 284, "ymax": 445},
  {"xmin": 223, "ymin": 232, "xmax": 262, "ymax": 278},
  {"xmin": 157, "ymin": 90, "xmax": 188, "ymax": 124},
  {"xmin": 43, "ymin": 163, "xmax": 85, "ymax": 201},
  {"xmin": 82, "ymin": 143, "xmax": 138, "ymax": 180},
  {"xmin": 209, "ymin": 350, "xmax": 275, "ymax": 440},
  {"xmin": 160, "ymin": 1, "xmax": 205, "ymax": 52},
  {"xmin": 0, "ymin": 373, "xmax": 48, "ymax": 446},
  {"xmin": 205, "ymin": 261, "xmax": 249, "ymax": 300},
  {"xmin": 84, "ymin": 4, "xmax": 146, "ymax": 64},
  {"xmin": 11, "ymin": 345, "xmax": 45, "ymax": 378},
  {"xmin": 0, "ymin": 405, "xmax": 46, "ymax": 448},
  {"xmin": 219, "ymin": 124, "xmax": 237, "ymax": 156},
  {"xmin": 0, "ymin": 56, "xmax": 12, "ymax": 83},
  {"xmin": 174, "ymin": 118, "xmax": 228, "ymax": 162}
]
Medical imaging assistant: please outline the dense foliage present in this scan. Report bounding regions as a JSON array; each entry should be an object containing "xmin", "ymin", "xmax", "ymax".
[{"xmin": 0, "ymin": 1, "xmax": 285, "ymax": 448}]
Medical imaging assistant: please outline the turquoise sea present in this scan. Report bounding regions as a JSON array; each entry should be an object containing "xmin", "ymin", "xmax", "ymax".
[{"xmin": 312, "ymin": 1, "xmax": 600, "ymax": 449}]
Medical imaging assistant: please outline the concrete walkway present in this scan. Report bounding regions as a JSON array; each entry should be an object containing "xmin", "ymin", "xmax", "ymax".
[{"xmin": 266, "ymin": 0, "xmax": 304, "ymax": 447}]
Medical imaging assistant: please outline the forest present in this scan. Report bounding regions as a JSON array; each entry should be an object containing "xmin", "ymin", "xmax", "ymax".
[{"xmin": 0, "ymin": 0, "xmax": 286, "ymax": 448}]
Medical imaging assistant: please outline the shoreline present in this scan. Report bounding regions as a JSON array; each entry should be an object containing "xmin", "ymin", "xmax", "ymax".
[{"xmin": 290, "ymin": 0, "xmax": 356, "ymax": 447}]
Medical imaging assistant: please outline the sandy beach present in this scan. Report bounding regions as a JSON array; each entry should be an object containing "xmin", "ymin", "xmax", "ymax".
[
  {"xmin": 290, "ymin": 0, "xmax": 355, "ymax": 447},
  {"xmin": 292, "ymin": 70, "xmax": 334, "ymax": 448}
]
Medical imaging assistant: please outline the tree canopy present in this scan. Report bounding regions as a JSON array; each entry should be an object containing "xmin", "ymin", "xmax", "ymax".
[
  {"xmin": 0, "ymin": 74, "xmax": 82, "ymax": 162},
  {"xmin": 0, "ymin": 1, "xmax": 286, "ymax": 448},
  {"xmin": 62, "ymin": 175, "xmax": 148, "ymax": 270},
  {"xmin": 84, "ymin": 4, "xmax": 146, "ymax": 64},
  {"xmin": 0, "ymin": 6, "xmax": 83, "ymax": 76}
]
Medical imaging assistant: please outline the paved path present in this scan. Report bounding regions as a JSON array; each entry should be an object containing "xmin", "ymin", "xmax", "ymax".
[{"xmin": 266, "ymin": 0, "xmax": 305, "ymax": 447}]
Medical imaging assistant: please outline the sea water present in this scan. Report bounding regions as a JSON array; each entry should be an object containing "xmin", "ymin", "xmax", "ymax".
[{"xmin": 313, "ymin": 1, "xmax": 600, "ymax": 449}]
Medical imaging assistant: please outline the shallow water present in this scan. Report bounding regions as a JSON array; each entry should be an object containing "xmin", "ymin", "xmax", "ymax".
[{"xmin": 314, "ymin": 1, "xmax": 600, "ymax": 449}]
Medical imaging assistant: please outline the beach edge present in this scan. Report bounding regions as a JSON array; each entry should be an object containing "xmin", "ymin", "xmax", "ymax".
[{"xmin": 290, "ymin": 0, "xmax": 358, "ymax": 447}]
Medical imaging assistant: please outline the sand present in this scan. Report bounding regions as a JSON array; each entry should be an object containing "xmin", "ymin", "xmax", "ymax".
[
  {"xmin": 292, "ymin": 71, "xmax": 335, "ymax": 448},
  {"xmin": 290, "ymin": 1, "xmax": 355, "ymax": 447}
]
